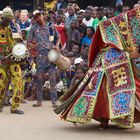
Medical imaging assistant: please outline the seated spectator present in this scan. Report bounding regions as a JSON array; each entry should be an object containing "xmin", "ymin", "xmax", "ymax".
[
  {"xmin": 81, "ymin": 27, "xmax": 94, "ymax": 53},
  {"xmin": 81, "ymin": 47, "xmax": 89, "ymax": 62},
  {"xmin": 74, "ymin": 57, "xmax": 84, "ymax": 70},
  {"xmin": 72, "ymin": 45, "xmax": 80, "ymax": 57},
  {"xmin": 83, "ymin": 9, "xmax": 94, "ymax": 27},
  {"xmin": 69, "ymin": 68, "xmax": 84, "ymax": 88}
]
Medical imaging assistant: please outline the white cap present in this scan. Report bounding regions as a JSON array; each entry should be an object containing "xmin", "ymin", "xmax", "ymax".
[
  {"xmin": 33, "ymin": 10, "xmax": 41, "ymax": 16},
  {"xmin": 2, "ymin": 7, "xmax": 14, "ymax": 18},
  {"xmin": 74, "ymin": 57, "xmax": 84, "ymax": 65},
  {"xmin": 79, "ymin": 9, "xmax": 85, "ymax": 13},
  {"xmin": 21, "ymin": 10, "xmax": 28, "ymax": 15},
  {"xmin": 0, "ymin": 11, "xmax": 3, "ymax": 15}
]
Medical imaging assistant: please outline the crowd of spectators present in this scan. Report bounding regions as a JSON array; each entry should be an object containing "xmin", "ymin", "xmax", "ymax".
[{"xmin": 0, "ymin": 0, "xmax": 140, "ymax": 103}]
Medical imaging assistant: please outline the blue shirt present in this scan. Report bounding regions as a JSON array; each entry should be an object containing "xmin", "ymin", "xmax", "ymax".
[
  {"xmin": 19, "ymin": 21, "xmax": 31, "ymax": 30},
  {"xmin": 82, "ymin": 36, "xmax": 93, "ymax": 48}
]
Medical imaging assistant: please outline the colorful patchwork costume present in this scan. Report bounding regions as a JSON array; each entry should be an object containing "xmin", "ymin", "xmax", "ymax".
[{"xmin": 54, "ymin": 7, "xmax": 140, "ymax": 128}]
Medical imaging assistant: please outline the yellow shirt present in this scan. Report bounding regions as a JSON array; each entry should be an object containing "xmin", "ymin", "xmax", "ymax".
[
  {"xmin": 0, "ymin": 23, "xmax": 15, "ymax": 56},
  {"xmin": 44, "ymin": 0, "xmax": 57, "ymax": 11}
]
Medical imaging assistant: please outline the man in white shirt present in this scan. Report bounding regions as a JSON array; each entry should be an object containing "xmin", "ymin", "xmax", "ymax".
[{"xmin": 83, "ymin": 9, "xmax": 94, "ymax": 27}]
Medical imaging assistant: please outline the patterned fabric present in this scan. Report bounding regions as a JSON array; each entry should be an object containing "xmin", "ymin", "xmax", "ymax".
[
  {"xmin": 28, "ymin": 23, "xmax": 58, "ymax": 103},
  {"xmin": 0, "ymin": 64, "xmax": 23, "ymax": 111},
  {"xmin": 55, "ymin": 8, "xmax": 140, "ymax": 129},
  {"xmin": 102, "ymin": 48, "xmax": 135, "ymax": 128},
  {"xmin": 66, "ymin": 54, "xmax": 104, "ymax": 124},
  {"xmin": 99, "ymin": 8, "xmax": 140, "ymax": 52},
  {"xmin": 0, "ymin": 23, "xmax": 15, "ymax": 56},
  {"xmin": 0, "ymin": 22, "xmax": 22, "ymax": 111},
  {"xmin": 55, "ymin": 49, "xmax": 136, "ymax": 128}
]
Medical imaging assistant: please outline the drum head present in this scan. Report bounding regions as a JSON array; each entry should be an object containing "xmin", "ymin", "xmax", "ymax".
[
  {"xmin": 48, "ymin": 50, "xmax": 60, "ymax": 63},
  {"xmin": 12, "ymin": 43, "xmax": 27, "ymax": 57}
]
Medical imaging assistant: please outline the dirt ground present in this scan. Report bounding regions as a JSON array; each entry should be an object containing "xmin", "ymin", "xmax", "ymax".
[{"xmin": 0, "ymin": 101, "xmax": 140, "ymax": 140}]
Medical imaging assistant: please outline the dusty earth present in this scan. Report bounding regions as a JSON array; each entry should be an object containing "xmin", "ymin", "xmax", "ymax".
[{"xmin": 0, "ymin": 101, "xmax": 140, "ymax": 140}]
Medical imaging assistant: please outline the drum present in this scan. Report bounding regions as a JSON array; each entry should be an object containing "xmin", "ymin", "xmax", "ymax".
[
  {"xmin": 48, "ymin": 49, "xmax": 70, "ymax": 71},
  {"xmin": 11, "ymin": 43, "xmax": 30, "ymax": 62}
]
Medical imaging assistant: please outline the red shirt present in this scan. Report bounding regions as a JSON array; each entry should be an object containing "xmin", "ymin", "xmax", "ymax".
[{"xmin": 55, "ymin": 23, "xmax": 67, "ymax": 48}]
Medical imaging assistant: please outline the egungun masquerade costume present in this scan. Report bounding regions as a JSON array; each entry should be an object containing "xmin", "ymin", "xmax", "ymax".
[{"xmin": 54, "ymin": 7, "xmax": 140, "ymax": 128}]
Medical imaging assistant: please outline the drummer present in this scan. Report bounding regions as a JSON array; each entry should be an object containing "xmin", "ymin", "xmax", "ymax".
[
  {"xmin": 27, "ymin": 10, "xmax": 60, "ymax": 108},
  {"xmin": 0, "ymin": 7, "xmax": 24, "ymax": 114}
]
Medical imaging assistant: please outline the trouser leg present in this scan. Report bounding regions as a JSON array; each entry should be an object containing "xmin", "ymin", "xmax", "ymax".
[
  {"xmin": 0, "ymin": 67, "xmax": 8, "ymax": 111},
  {"xmin": 49, "ymin": 67, "xmax": 57, "ymax": 105},
  {"xmin": 36, "ymin": 73, "xmax": 44, "ymax": 102},
  {"xmin": 10, "ymin": 64, "xmax": 23, "ymax": 111}
]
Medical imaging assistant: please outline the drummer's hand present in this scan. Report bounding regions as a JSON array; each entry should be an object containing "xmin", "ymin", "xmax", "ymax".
[
  {"xmin": 1, "ymin": 57, "xmax": 10, "ymax": 64},
  {"xmin": 54, "ymin": 45, "xmax": 60, "ymax": 52},
  {"xmin": 27, "ymin": 41, "xmax": 37, "ymax": 50}
]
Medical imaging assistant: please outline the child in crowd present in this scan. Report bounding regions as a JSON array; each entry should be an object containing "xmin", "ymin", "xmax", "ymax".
[
  {"xmin": 72, "ymin": 45, "xmax": 80, "ymax": 57},
  {"xmin": 81, "ymin": 27, "xmax": 94, "ymax": 53},
  {"xmin": 69, "ymin": 68, "xmax": 84, "ymax": 88},
  {"xmin": 55, "ymin": 13, "xmax": 68, "ymax": 50},
  {"xmin": 21, "ymin": 29, "xmax": 27, "ymax": 45}
]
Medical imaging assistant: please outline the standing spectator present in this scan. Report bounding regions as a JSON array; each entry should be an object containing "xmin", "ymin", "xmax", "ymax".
[
  {"xmin": 48, "ymin": 10, "xmax": 56, "ymax": 20},
  {"xmin": 123, "ymin": 6, "xmax": 130, "ymax": 13},
  {"xmin": 55, "ymin": 14, "xmax": 68, "ymax": 50},
  {"xmin": 83, "ymin": 9, "xmax": 94, "ymax": 27},
  {"xmin": 0, "ymin": 7, "xmax": 24, "ymax": 114},
  {"xmin": 10, "ymin": 17, "xmax": 22, "ymax": 40},
  {"xmin": 91, "ymin": 7, "xmax": 97, "ymax": 19},
  {"xmin": 78, "ymin": 9, "xmax": 85, "ymax": 17},
  {"xmin": 44, "ymin": 0, "xmax": 57, "ymax": 11},
  {"xmin": 19, "ymin": 10, "xmax": 31, "ymax": 30},
  {"xmin": 92, "ymin": 7, "xmax": 107, "ymax": 31},
  {"xmin": 0, "ymin": 11, "xmax": 3, "ymax": 21},
  {"xmin": 68, "ymin": 20, "xmax": 80, "ymax": 51},
  {"xmin": 56, "ymin": 0, "xmax": 68, "ymax": 10},
  {"xmin": 27, "ymin": 10, "xmax": 60, "ymax": 108},
  {"xmin": 14, "ymin": 10, "xmax": 20, "ymax": 23},
  {"xmin": 115, "ymin": 0, "xmax": 123, "ymax": 16},
  {"xmin": 103, "ymin": 7, "xmax": 109, "ymax": 18},
  {"xmin": 65, "ymin": 5, "xmax": 77, "ymax": 29},
  {"xmin": 77, "ymin": 13, "xmax": 87, "ymax": 40},
  {"xmin": 108, "ymin": 8, "xmax": 115, "ymax": 18},
  {"xmin": 81, "ymin": 27, "xmax": 94, "ymax": 53}
]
